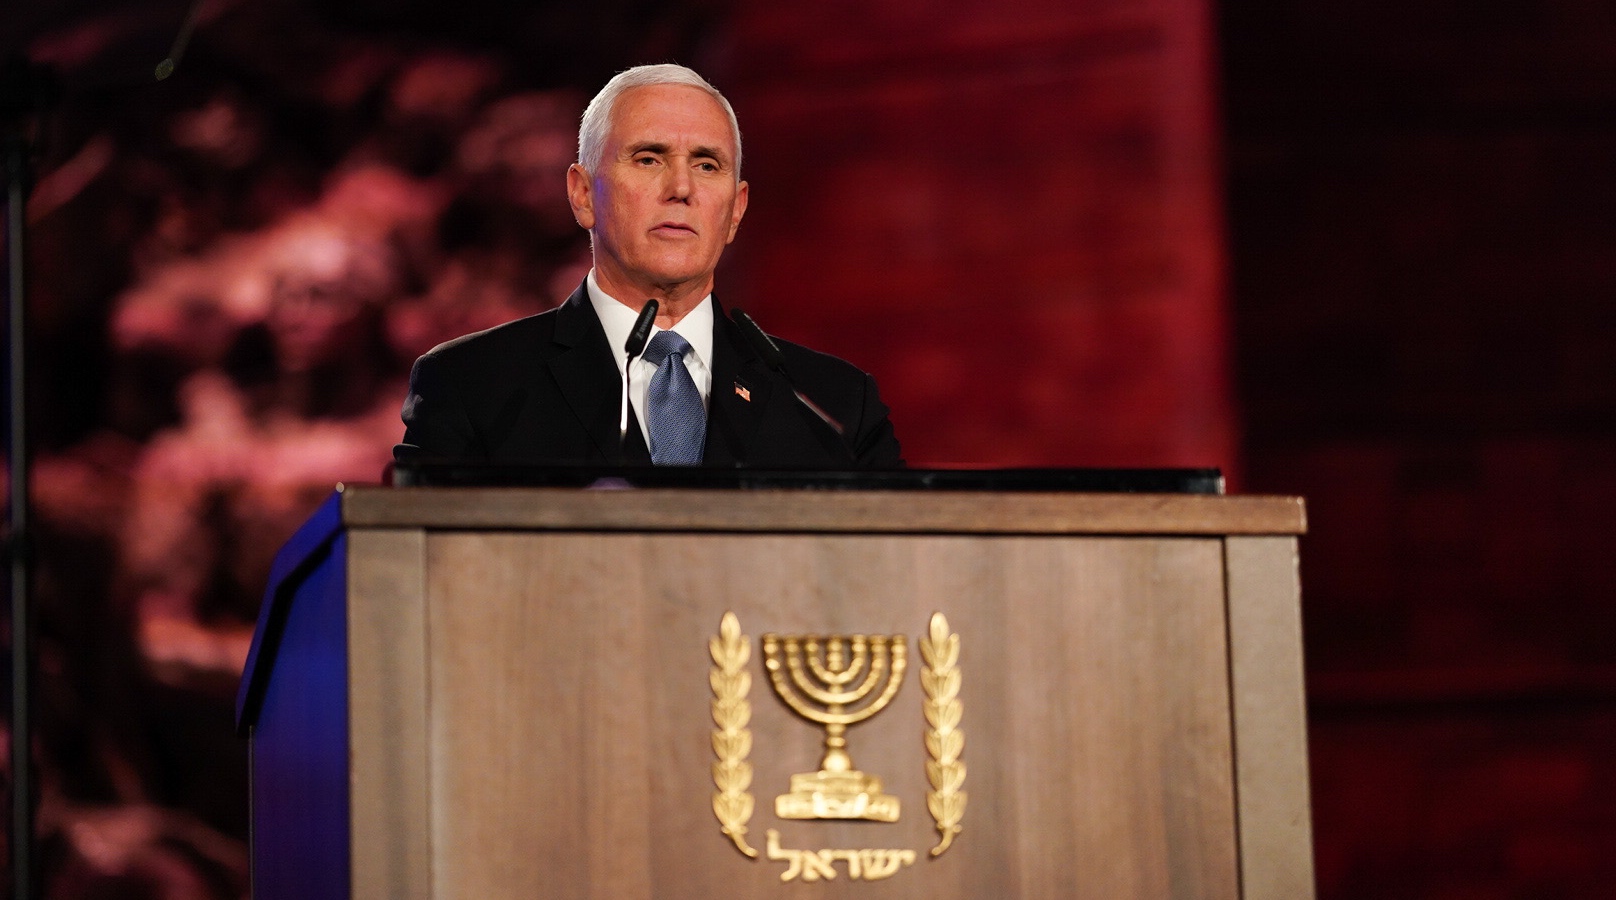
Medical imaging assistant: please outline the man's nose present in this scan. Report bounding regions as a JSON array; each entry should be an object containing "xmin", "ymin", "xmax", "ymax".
[{"xmin": 664, "ymin": 163, "xmax": 692, "ymax": 202}]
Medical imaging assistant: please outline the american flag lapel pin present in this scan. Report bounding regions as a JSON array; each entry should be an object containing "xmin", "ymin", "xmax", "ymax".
[{"xmin": 734, "ymin": 382, "xmax": 752, "ymax": 402}]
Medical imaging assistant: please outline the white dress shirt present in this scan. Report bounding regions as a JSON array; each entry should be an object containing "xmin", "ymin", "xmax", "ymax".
[{"xmin": 586, "ymin": 270, "xmax": 714, "ymax": 440}]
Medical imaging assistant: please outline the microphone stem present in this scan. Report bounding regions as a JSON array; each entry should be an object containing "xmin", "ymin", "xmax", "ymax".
[
  {"xmin": 621, "ymin": 298, "xmax": 659, "ymax": 452},
  {"xmin": 620, "ymin": 361, "xmax": 631, "ymax": 438},
  {"xmin": 730, "ymin": 308, "xmax": 856, "ymax": 462},
  {"xmin": 793, "ymin": 389, "xmax": 845, "ymax": 435}
]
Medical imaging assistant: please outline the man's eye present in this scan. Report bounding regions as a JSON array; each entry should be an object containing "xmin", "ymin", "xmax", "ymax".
[
  {"xmin": 634, "ymin": 155, "xmax": 658, "ymax": 165},
  {"xmin": 697, "ymin": 162, "xmax": 719, "ymax": 172}
]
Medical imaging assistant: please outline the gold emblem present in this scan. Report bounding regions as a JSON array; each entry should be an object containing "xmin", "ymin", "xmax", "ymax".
[
  {"xmin": 764, "ymin": 830, "xmax": 916, "ymax": 882},
  {"xmin": 919, "ymin": 612, "xmax": 967, "ymax": 855},
  {"xmin": 709, "ymin": 613, "xmax": 757, "ymax": 857},
  {"xmin": 708, "ymin": 612, "xmax": 967, "ymax": 880},
  {"xmin": 762, "ymin": 632, "xmax": 906, "ymax": 822}
]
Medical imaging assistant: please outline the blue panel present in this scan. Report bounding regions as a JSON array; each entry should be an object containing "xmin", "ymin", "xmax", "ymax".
[
  {"xmin": 248, "ymin": 530, "xmax": 351, "ymax": 899},
  {"xmin": 237, "ymin": 489, "xmax": 344, "ymax": 730}
]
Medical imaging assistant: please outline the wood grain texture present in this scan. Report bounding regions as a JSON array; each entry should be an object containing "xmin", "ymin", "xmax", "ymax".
[
  {"xmin": 348, "ymin": 529, "xmax": 432, "ymax": 899},
  {"xmin": 1224, "ymin": 537, "xmax": 1316, "ymax": 899},
  {"xmin": 343, "ymin": 486, "xmax": 1305, "ymax": 536},
  {"xmin": 414, "ymin": 530, "xmax": 1239, "ymax": 899}
]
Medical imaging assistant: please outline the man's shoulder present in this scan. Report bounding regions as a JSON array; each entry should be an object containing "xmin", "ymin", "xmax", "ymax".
[
  {"xmin": 767, "ymin": 334, "xmax": 876, "ymax": 386},
  {"xmin": 721, "ymin": 321, "xmax": 901, "ymax": 467}
]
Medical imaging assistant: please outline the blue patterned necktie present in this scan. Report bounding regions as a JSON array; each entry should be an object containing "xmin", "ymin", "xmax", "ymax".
[{"xmin": 641, "ymin": 330, "xmax": 706, "ymax": 465}]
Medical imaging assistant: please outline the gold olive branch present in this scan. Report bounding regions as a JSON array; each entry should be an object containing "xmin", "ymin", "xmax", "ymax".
[
  {"xmin": 710, "ymin": 612, "xmax": 757, "ymax": 857},
  {"xmin": 920, "ymin": 612, "xmax": 966, "ymax": 856}
]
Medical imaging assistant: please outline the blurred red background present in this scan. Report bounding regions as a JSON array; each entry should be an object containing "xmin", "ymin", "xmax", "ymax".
[{"xmin": 3, "ymin": 0, "xmax": 1614, "ymax": 896}]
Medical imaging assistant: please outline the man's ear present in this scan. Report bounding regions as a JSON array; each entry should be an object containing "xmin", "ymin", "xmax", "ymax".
[
  {"xmin": 726, "ymin": 180, "xmax": 749, "ymax": 244},
  {"xmin": 567, "ymin": 164, "xmax": 595, "ymax": 230}
]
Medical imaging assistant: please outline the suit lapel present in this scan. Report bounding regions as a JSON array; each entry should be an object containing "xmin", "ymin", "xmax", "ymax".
[
  {"xmin": 706, "ymin": 298, "xmax": 774, "ymax": 466},
  {"xmin": 543, "ymin": 287, "xmax": 766, "ymax": 466},
  {"xmin": 546, "ymin": 285, "xmax": 629, "ymax": 462}
]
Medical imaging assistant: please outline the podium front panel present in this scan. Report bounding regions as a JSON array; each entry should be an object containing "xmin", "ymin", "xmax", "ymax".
[{"xmin": 351, "ymin": 524, "xmax": 1245, "ymax": 899}]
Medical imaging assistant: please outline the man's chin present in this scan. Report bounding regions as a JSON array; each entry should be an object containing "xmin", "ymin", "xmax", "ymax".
[
  {"xmin": 623, "ymin": 266, "xmax": 716, "ymax": 295},
  {"xmin": 595, "ymin": 251, "xmax": 719, "ymax": 295}
]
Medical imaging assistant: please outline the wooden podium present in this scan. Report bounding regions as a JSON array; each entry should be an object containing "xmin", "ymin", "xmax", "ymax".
[{"xmin": 237, "ymin": 479, "xmax": 1312, "ymax": 899}]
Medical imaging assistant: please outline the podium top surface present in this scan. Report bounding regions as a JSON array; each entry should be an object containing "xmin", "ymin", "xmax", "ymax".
[
  {"xmin": 388, "ymin": 463, "xmax": 1226, "ymax": 493},
  {"xmin": 344, "ymin": 467, "xmax": 1305, "ymax": 535}
]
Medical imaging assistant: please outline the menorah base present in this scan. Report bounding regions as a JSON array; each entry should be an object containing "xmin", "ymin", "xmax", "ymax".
[{"xmin": 775, "ymin": 770, "xmax": 901, "ymax": 822}]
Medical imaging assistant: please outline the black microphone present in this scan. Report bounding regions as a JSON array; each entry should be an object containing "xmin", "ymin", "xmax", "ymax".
[
  {"xmin": 626, "ymin": 298, "xmax": 658, "ymax": 358},
  {"xmin": 155, "ymin": 0, "xmax": 205, "ymax": 80},
  {"xmin": 621, "ymin": 299, "xmax": 659, "ymax": 442},
  {"xmin": 730, "ymin": 308, "xmax": 858, "ymax": 463},
  {"xmin": 731, "ymin": 308, "xmax": 786, "ymax": 372}
]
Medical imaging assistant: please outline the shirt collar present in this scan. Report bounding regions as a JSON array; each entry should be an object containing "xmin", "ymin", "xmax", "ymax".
[{"xmin": 586, "ymin": 269, "xmax": 714, "ymax": 374}]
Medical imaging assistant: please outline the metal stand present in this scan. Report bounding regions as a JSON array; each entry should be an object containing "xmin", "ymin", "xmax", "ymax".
[{"xmin": 2, "ymin": 52, "xmax": 47, "ymax": 900}]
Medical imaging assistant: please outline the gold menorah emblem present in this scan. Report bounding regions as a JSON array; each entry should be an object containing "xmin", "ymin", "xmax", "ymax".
[{"xmin": 761, "ymin": 632, "xmax": 907, "ymax": 822}]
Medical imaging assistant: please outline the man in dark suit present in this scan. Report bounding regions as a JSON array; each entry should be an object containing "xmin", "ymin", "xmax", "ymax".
[{"xmin": 394, "ymin": 64, "xmax": 901, "ymax": 467}]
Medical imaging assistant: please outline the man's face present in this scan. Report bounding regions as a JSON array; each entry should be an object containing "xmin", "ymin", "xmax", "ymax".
[{"xmin": 567, "ymin": 84, "xmax": 748, "ymax": 301}]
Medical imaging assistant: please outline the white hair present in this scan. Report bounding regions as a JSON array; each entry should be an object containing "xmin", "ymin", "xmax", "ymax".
[{"xmin": 576, "ymin": 64, "xmax": 742, "ymax": 178}]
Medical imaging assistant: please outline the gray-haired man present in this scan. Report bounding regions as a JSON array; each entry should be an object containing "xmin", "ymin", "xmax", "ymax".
[{"xmin": 396, "ymin": 64, "xmax": 901, "ymax": 468}]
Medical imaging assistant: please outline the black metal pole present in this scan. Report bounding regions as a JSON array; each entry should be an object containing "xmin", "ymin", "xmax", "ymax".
[{"xmin": 5, "ymin": 123, "xmax": 33, "ymax": 900}]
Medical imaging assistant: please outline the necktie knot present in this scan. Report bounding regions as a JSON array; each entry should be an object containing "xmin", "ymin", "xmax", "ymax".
[{"xmin": 642, "ymin": 330, "xmax": 692, "ymax": 368}]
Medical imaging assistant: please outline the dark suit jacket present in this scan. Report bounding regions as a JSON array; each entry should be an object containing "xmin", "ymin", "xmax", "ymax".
[{"xmin": 394, "ymin": 284, "xmax": 902, "ymax": 467}]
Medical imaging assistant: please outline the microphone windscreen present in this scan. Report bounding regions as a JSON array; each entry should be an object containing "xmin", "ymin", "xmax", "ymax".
[{"xmin": 625, "ymin": 299, "xmax": 659, "ymax": 357}]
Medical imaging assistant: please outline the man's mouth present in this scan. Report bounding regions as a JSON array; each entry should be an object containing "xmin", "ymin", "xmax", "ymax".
[{"xmin": 653, "ymin": 222, "xmax": 696, "ymax": 235}]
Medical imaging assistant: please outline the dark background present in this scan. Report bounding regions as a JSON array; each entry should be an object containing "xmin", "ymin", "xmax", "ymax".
[
  {"xmin": 4, "ymin": 0, "xmax": 1614, "ymax": 896},
  {"xmin": 1224, "ymin": 1, "xmax": 1616, "ymax": 895}
]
